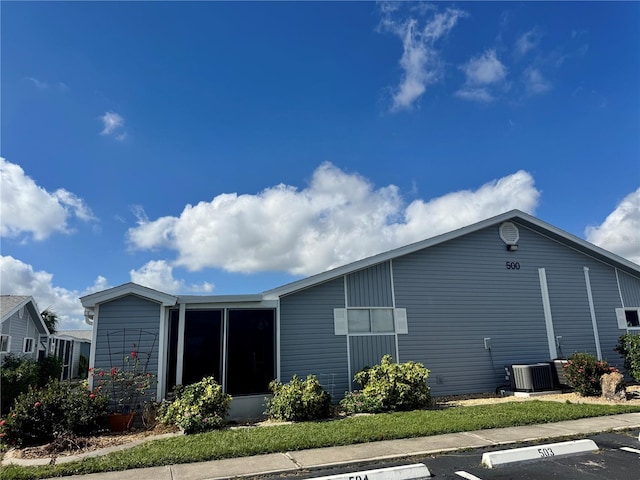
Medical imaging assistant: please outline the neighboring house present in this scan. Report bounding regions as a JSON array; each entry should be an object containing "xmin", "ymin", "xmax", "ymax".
[
  {"xmin": 53, "ymin": 330, "xmax": 92, "ymax": 380},
  {"xmin": 0, "ymin": 296, "xmax": 50, "ymax": 361},
  {"xmin": 81, "ymin": 210, "xmax": 640, "ymax": 418}
]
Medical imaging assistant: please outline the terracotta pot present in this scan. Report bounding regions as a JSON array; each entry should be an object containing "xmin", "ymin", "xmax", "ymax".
[{"xmin": 109, "ymin": 412, "xmax": 135, "ymax": 432}]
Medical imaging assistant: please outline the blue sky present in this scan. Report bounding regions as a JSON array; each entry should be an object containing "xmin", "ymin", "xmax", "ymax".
[{"xmin": 1, "ymin": 1, "xmax": 639, "ymax": 330}]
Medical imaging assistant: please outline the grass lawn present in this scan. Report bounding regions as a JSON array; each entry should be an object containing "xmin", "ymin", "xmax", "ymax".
[{"xmin": 2, "ymin": 401, "xmax": 640, "ymax": 480}]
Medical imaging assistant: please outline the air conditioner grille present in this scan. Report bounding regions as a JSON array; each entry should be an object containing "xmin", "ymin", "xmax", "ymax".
[{"xmin": 511, "ymin": 363, "xmax": 554, "ymax": 392}]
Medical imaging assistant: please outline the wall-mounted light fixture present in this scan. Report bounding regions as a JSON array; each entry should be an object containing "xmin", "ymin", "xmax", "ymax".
[{"xmin": 484, "ymin": 337, "xmax": 492, "ymax": 350}]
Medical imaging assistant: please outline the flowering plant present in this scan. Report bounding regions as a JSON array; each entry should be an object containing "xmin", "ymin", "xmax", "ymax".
[
  {"xmin": 90, "ymin": 347, "xmax": 156, "ymax": 414},
  {"xmin": 563, "ymin": 352, "xmax": 618, "ymax": 396}
]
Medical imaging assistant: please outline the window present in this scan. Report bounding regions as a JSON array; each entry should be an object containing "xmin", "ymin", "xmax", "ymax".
[
  {"xmin": 347, "ymin": 308, "xmax": 395, "ymax": 334},
  {"xmin": 616, "ymin": 308, "xmax": 640, "ymax": 329},
  {"xmin": 0, "ymin": 334, "xmax": 10, "ymax": 353},
  {"xmin": 226, "ymin": 309, "xmax": 275, "ymax": 396},
  {"xmin": 625, "ymin": 310, "xmax": 640, "ymax": 328},
  {"xmin": 23, "ymin": 337, "xmax": 35, "ymax": 354}
]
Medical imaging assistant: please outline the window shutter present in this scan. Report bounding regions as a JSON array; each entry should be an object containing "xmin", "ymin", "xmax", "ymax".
[
  {"xmin": 334, "ymin": 308, "xmax": 347, "ymax": 335},
  {"xmin": 615, "ymin": 308, "xmax": 627, "ymax": 329},
  {"xmin": 395, "ymin": 308, "xmax": 408, "ymax": 334}
]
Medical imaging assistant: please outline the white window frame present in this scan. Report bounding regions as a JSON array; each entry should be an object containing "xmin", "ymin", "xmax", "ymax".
[
  {"xmin": 348, "ymin": 307, "xmax": 395, "ymax": 335},
  {"xmin": 0, "ymin": 334, "xmax": 11, "ymax": 353},
  {"xmin": 23, "ymin": 337, "xmax": 35, "ymax": 354},
  {"xmin": 616, "ymin": 307, "xmax": 640, "ymax": 330}
]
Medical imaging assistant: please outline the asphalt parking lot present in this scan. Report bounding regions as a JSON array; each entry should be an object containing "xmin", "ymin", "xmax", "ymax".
[{"xmin": 253, "ymin": 430, "xmax": 640, "ymax": 480}]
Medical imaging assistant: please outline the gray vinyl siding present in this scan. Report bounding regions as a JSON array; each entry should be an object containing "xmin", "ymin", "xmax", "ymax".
[
  {"xmin": 279, "ymin": 278, "xmax": 349, "ymax": 400},
  {"xmin": 94, "ymin": 295, "xmax": 161, "ymax": 382},
  {"xmin": 392, "ymin": 221, "xmax": 640, "ymax": 396},
  {"xmin": 349, "ymin": 335, "xmax": 396, "ymax": 388},
  {"xmin": 392, "ymin": 224, "xmax": 555, "ymax": 396},
  {"xmin": 1, "ymin": 308, "xmax": 39, "ymax": 359},
  {"xmin": 586, "ymin": 263, "xmax": 631, "ymax": 369},
  {"xmin": 347, "ymin": 262, "xmax": 393, "ymax": 307},
  {"xmin": 618, "ymin": 270, "xmax": 640, "ymax": 307}
]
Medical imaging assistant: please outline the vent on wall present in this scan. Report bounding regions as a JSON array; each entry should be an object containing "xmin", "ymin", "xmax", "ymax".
[
  {"xmin": 499, "ymin": 222, "xmax": 520, "ymax": 250},
  {"xmin": 511, "ymin": 363, "xmax": 554, "ymax": 392}
]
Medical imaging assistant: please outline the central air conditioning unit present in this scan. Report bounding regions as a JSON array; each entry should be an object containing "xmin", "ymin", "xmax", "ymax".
[{"xmin": 511, "ymin": 363, "xmax": 554, "ymax": 392}]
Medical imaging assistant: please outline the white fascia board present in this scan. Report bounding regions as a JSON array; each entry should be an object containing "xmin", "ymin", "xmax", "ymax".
[
  {"xmin": 80, "ymin": 282, "xmax": 178, "ymax": 308},
  {"xmin": 177, "ymin": 294, "xmax": 266, "ymax": 304}
]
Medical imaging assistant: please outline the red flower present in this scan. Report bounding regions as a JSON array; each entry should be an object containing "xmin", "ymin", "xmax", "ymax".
[
  {"xmin": 89, "ymin": 393, "xmax": 96, "ymax": 399},
  {"xmin": 131, "ymin": 351, "xmax": 137, "ymax": 359},
  {"xmin": 0, "ymin": 419, "xmax": 6, "ymax": 426},
  {"xmin": 111, "ymin": 367, "xmax": 117, "ymax": 376},
  {"xmin": 34, "ymin": 402, "xmax": 41, "ymax": 407}
]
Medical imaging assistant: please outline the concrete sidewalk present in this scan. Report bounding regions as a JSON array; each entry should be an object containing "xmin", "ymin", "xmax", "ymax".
[{"xmin": 23, "ymin": 412, "xmax": 640, "ymax": 480}]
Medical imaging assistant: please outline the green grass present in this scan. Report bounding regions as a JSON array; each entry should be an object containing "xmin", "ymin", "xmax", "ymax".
[{"xmin": 3, "ymin": 401, "xmax": 639, "ymax": 480}]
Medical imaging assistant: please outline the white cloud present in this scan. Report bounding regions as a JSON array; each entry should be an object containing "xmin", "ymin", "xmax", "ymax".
[
  {"xmin": 516, "ymin": 28, "xmax": 542, "ymax": 57},
  {"xmin": 460, "ymin": 49, "xmax": 507, "ymax": 85},
  {"xmin": 378, "ymin": 5, "xmax": 467, "ymax": 111},
  {"xmin": 454, "ymin": 87, "xmax": 494, "ymax": 103},
  {"xmin": 0, "ymin": 255, "xmax": 109, "ymax": 330},
  {"xmin": 586, "ymin": 188, "xmax": 640, "ymax": 265},
  {"xmin": 27, "ymin": 77, "xmax": 69, "ymax": 92},
  {"xmin": 456, "ymin": 50, "xmax": 507, "ymax": 103},
  {"xmin": 128, "ymin": 163, "xmax": 541, "ymax": 276},
  {"xmin": 523, "ymin": 67, "xmax": 551, "ymax": 95},
  {"xmin": 0, "ymin": 158, "xmax": 96, "ymax": 240},
  {"xmin": 99, "ymin": 111, "xmax": 126, "ymax": 140},
  {"xmin": 130, "ymin": 260, "xmax": 214, "ymax": 294}
]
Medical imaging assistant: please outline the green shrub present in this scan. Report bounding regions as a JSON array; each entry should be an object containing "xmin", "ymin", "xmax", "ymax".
[
  {"xmin": 266, "ymin": 374, "xmax": 332, "ymax": 421},
  {"xmin": 0, "ymin": 355, "xmax": 40, "ymax": 415},
  {"xmin": 37, "ymin": 355, "xmax": 63, "ymax": 385},
  {"xmin": 564, "ymin": 352, "xmax": 618, "ymax": 396},
  {"xmin": 345, "ymin": 354, "xmax": 431, "ymax": 413},
  {"xmin": 0, "ymin": 383, "xmax": 108, "ymax": 447},
  {"xmin": 615, "ymin": 333, "xmax": 640, "ymax": 383},
  {"xmin": 339, "ymin": 390, "xmax": 384, "ymax": 414},
  {"xmin": 158, "ymin": 377, "xmax": 231, "ymax": 434},
  {"xmin": 0, "ymin": 354, "xmax": 62, "ymax": 416}
]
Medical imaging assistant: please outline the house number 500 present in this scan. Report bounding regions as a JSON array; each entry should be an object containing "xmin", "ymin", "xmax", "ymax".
[{"xmin": 506, "ymin": 261, "xmax": 520, "ymax": 270}]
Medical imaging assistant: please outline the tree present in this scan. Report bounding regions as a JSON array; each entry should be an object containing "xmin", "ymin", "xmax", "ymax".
[{"xmin": 41, "ymin": 308, "xmax": 59, "ymax": 334}]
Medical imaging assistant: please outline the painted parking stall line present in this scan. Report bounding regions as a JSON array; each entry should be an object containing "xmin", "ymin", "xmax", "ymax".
[
  {"xmin": 620, "ymin": 447, "xmax": 640, "ymax": 455},
  {"xmin": 454, "ymin": 471, "xmax": 484, "ymax": 480},
  {"xmin": 481, "ymin": 439, "xmax": 599, "ymax": 468},
  {"xmin": 309, "ymin": 463, "xmax": 431, "ymax": 480}
]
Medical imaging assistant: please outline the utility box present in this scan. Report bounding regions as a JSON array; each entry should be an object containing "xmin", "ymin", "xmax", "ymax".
[{"xmin": 511, "ymin": 363, "xmax": 554, "ymax": 392}]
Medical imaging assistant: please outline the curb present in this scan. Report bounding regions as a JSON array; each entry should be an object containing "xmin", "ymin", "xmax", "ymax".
[{"xmin": 481, "ymin": 439, "xmax": 599, "ymax": 468}]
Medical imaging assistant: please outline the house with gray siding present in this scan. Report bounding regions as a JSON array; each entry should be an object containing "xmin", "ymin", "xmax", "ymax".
[
  {"xmin": 81, "ymin": 210, "xmax": 640, "ymax": 417},
  {"xmin": 1, "ymin": 296, "xmax": 50, "ymax": 360}
]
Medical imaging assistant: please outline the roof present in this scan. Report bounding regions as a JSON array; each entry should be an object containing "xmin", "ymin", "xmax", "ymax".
[
  {"xmin": 263, "ymin": 209, "xmax": 640, "ymax": 298},
  {"xmin": 0, "ymin": 295, "xmax": 50, "ymax": 335},
  {"xmin": 0, "ymin": 295, "xmax": 31, "ymax": 320},
  {"xmin": 55, "ymin": 330, "xmax": 92, "ymax": 342},
  {"xmin": 80, "ymin": 282, "xmax": 178, "ymax": 308}
]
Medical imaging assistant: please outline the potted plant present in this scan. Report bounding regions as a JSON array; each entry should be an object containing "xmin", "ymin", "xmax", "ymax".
[{"xmin": 90, "ymin": 345, "xmax": 156, "ymax": 431}]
